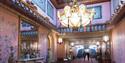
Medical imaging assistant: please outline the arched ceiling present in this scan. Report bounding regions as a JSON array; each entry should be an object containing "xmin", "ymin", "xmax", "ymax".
[{"xmin": 61, "ymin": 31, "xmax": 106, "ymax": 42}]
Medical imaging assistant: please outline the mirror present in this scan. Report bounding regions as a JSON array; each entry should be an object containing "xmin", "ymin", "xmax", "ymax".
[{"xmin": 19, "ymin": 20, "xmax": 39, "ymax": 59}]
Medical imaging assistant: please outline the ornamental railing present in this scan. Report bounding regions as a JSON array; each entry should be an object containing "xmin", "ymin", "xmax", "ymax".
[{"xmin": 57, "ymin": 23, "xmax": 107, "ymax": 32}]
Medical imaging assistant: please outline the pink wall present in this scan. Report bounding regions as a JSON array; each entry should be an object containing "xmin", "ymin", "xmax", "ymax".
[
  {"xmin": 38, "ymin": 25, "xmax": 49, "ymax": 62},
  {"xmin": 0, "ymin": 4, "xmax": 54, "ymax": 63},
  {"xmin": 88, "ymin": 2, "xmax": 111, "ymax": 24},
  {"xmin": 57, "ymin": 42, "xmax": 66, "ymax": 59},
  {"xmin": 111, "ymin": 17, "xmax": 125, "ymax": 63},
  {"xmin": 38, "ymin": 25, "xmax": 59, "ymax": 62},
  {"xmin": 0, "ymin": 7, "xmax": 19, "ymax": 63},
  {"xmin": 51, "ymin": 32, "xmax": 58, "ymax": 62}
]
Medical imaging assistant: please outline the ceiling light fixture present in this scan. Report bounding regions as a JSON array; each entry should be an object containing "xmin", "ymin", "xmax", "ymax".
[{"xmin": 57, "ymin": 0, "xmax": 95, "ymax": 30}]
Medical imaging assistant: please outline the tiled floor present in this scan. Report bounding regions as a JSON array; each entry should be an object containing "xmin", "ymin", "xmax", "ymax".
[{"xmin": 56, "ymin": 58, "xmax": 98, "ymax": 63}]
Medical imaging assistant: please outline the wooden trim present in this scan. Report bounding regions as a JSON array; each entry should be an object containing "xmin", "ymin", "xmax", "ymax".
[
  {"xmin": 18, "ymin": 16, "xmax": 21, "ymax": 59},
  {"xmin": 111, "ymin": 4, "xmax": 125, "ymax": 25},
  {"xmin": 51, "ymin": 0, "xmax": 110, "ymax": 9},
  {"xmin": 19, "ymin": 20, "xmax": 39, "ymax": 59},
  {"xmin": 20, "ymin": 17, "xmax": 39, "ymax": 28}
]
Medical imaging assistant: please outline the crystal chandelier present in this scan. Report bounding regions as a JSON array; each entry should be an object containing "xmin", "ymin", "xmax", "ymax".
[{"xmin": 57, "ymin": 0, "xmax": 95, "ymax": 29}]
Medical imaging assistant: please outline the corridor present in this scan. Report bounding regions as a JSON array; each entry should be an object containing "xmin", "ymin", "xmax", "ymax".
[{"xmin": 1, "ymin": 0, "xmax": 125, "ymax": 63}]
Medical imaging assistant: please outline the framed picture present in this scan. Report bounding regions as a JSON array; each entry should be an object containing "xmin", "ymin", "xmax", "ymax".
[
  {"xmin": 88, "ymin": 5, "xmax": 102, "ymax": 19},
  {"xmin": 32, "ymin": 0, "xmax": 46, "ymax": 12},
  {"xmin": 47, "ymin": 1, "xmax": 54, "ymax": 19}
]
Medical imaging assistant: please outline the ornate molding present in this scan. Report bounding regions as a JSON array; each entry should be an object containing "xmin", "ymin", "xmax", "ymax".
[
  {"xmin": 110, "ymin": 2, "xmax": 125, "ymax": 25},
  {"xmin": 0, "ymin": 0, "xmax": 57, "ymax": 30}
]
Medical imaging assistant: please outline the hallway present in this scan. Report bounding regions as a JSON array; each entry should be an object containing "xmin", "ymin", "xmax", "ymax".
[{"xmin": 1, "ymin": 0, "xmax": 125, "ymax": 63}]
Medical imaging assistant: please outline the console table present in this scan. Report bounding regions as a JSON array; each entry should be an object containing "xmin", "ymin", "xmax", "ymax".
[{"xmin": 17, "ymin": 57, "xmax": 44, "ymax": 63}]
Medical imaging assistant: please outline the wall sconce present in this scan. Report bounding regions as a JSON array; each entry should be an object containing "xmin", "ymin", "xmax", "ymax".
[
  {"xmin": 96, "ymin": 41, "xmax": 100, "ymax": 48},
  {"xmin": 96, "ymin": 41, "xmax": 100, "ymax": 46},
  {"xmin": 103, "ymin": 35, "xmax": 110, "ymax": 55},
  {"xmin": 103, "ymin": 35, "xmax": 109, "ymax": 42},
  {"xmin": 58, "ymin": 37, "xmax": 63, "ymax": 44},
  {"xmin": 70, "ymin": 42, "xmax": 74, "ymax": 47}
]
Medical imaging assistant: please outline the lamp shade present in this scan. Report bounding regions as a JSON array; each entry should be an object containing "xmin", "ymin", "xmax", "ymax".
[
  {"xmin": 103, "ymin": 35, "xmax": 109, "ymax": 42},
  {"xmin": 58, "ymin": 37, "xmax": 63, "ymax": 44}
]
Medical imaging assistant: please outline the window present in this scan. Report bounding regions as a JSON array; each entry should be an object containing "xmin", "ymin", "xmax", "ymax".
[
  {"xmin": 88, "ymin": 6, "xmax": 102, "ymax": 19},
  {"xmin": 32, "ymin": 0, "xmax": 46, "ymax": 12},
  {"xmin": 47, "ymin": 1, "xmax": 54, "ymax": 19}
]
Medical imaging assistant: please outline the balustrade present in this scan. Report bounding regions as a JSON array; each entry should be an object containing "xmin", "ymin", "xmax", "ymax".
[{"xmin": 58, "ymin": 24, "xmax": 107, "ymax": 32}]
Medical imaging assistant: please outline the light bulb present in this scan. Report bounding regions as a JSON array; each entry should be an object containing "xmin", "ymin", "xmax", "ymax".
[
  {"xmin": 70, "ymin": 12, "xmax": 80, "ymax": 27},
  {"xmin": 64, "ymin": 5, "xmax": 71, "ymax": 17}
]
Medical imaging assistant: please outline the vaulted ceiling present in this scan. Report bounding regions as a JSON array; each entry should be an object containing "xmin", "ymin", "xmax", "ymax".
[{"xmin": 51, "ymin": 0, "xmax": 110, "ymax": 9}]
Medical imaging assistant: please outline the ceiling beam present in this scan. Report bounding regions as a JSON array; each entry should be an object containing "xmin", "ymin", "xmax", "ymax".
[{"xmin": 51, "ymin": 0, "xmax": 110, "ymax": 9}]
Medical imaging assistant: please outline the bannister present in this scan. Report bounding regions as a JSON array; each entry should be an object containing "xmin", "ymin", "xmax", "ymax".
[{"xmin": 57, "ymin": 23, "xmax": 107, "ymax": 32}]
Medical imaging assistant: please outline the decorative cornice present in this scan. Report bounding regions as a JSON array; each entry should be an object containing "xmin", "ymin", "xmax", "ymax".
[
  {"xmin": 0, "ymin": 0, "xmax": 57, "ymax": 30},
  {"xmin": 110, "ymin": 2, "xmax": 125, "ymax": 25},
  {"xmin": 51, "ymin": 0, "xmax": 110, "ymax": 9},
  {"xmin": 58, "ymin": 23, "xmax": 108, "ymax": 32}
]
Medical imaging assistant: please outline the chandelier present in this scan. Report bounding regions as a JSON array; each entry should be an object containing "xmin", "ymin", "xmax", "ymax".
[{"xmin": 57, "ymin": 0, "xmax": 95, "ymax": 29}]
